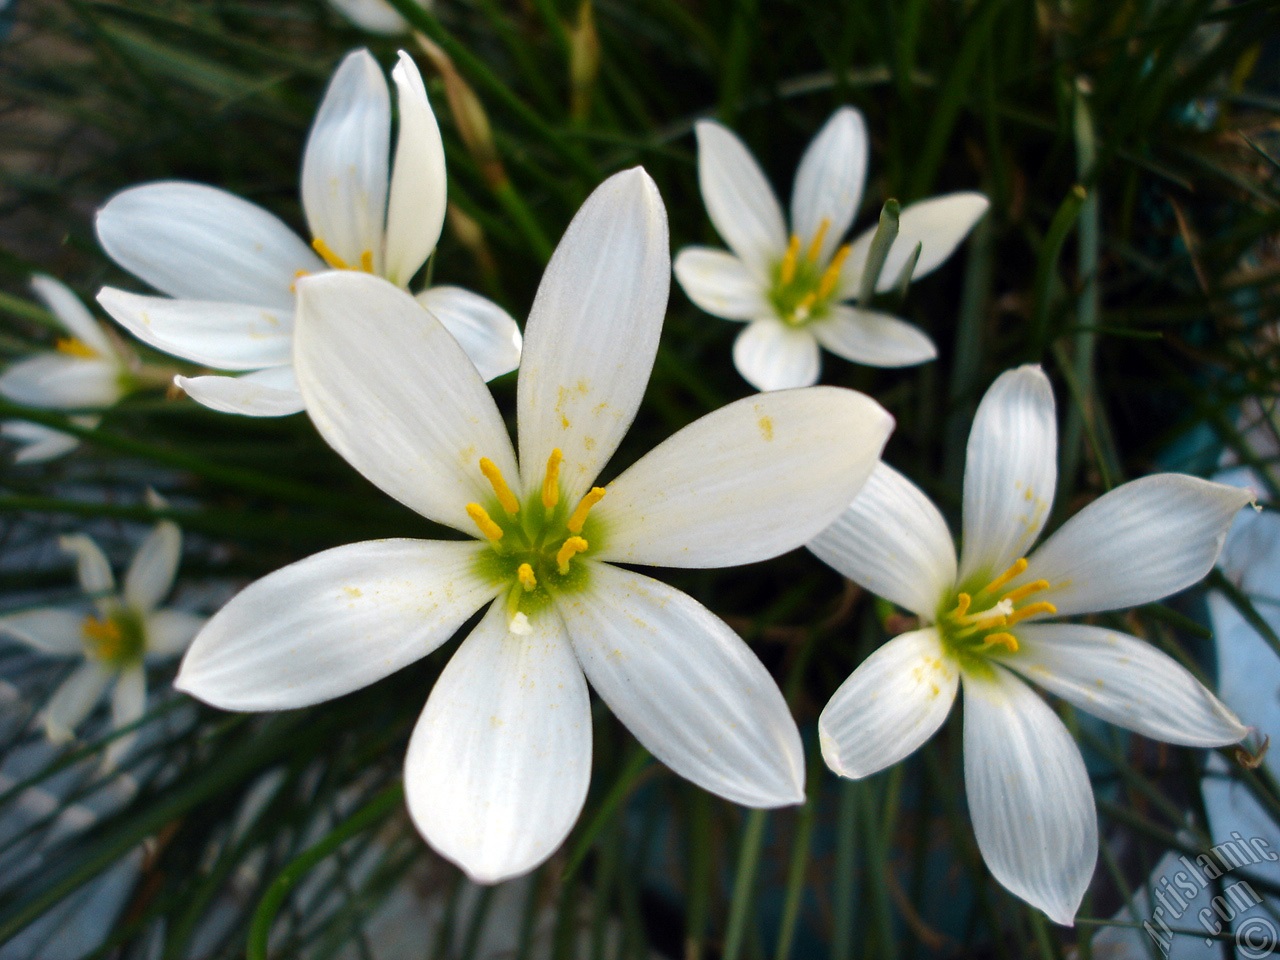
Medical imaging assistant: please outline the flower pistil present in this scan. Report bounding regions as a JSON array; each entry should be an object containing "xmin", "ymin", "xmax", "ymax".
[{"xmin": 939, "ymin": 557, "xmax": 1058, "ymax": 661}]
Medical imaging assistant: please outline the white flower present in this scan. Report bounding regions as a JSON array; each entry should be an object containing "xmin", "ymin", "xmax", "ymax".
[
  {"xmin": 94, "ymin": 48, "xmax": 521, "ymax": 418},
  {"xmin": 0, "ymin": 519, "xmax": 206, "ymax": 767},
  {"xmin": 175, "ymin": 169, "xmax": 895, "ymax": 883},
  {"xmin": 674, "ymin": 107, "xmax": 988, "ymax": 391},
  {"xmin": 808, "ymin": 364, "xmax": 1252, "ymax": 925},
  {"xmin": 325, "ymin": 0, "xmax": 427, "ymax": 34}
]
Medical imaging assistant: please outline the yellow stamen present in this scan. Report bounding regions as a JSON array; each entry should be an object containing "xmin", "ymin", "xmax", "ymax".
[
  {"xmin": 1002, "ymin": 579, "xmax": 1050, "ymax": 605},
  {"xmin": 805, "ymin": 218, "xmax": 831, "ymax": 263},
  {"xmin": 465, "ymin": 503, "xmax": 504, "ymax": 542},
  {"xmin": 55, "ymin": 337, "xmax": 96, "ymax": 359},
  {"xmin": 982, "ymin": 632, "xmax": 1020, "ymax": 653},
  {"xmin": 359, "ymin": 250, "xmax": 374, "ymax": 273},
  {"xmin": 311, "ymin": 237, "xmax": 351, "ymax": 270},
  {"xmin": 517, "ymin": 563, "xmax": 537, "ymax": 592},
  {"xmin": 81, "ymin": 615, "xmax": 122, "ymax": 659},
  {"xmin": 556, "ymin": 536, "xmax": 588, "ymax": 574},
  {"xmin": 816, "ymin": 243, "xmax": 852, "ymax": 300},
  {"xmin": 953, "ymin": 593, "xmax": 972, "ymax": 618},
  {"xmin": 1005, "ymin": 601, "xmax": 1056, "ymax": 627},
  {"xmin": 479, "ymin": 458, "xmax": 520, "ymax": 515},
  {"xmin": 981, "ymin": 557, "xmax": 1028, "ymax": 596},
  {"xmin": 542, "ymin": 448, "xmax": 562, "ymax": 509},
  {"xmin": 567, "ymin": 487, "xmax": 606, "ymax": 534},
  {"xmin": 794, "ymin": 291, "xmax": 817, "ymax": 318},
  {"xmin": 779, "ymin": 234, "xmax": 801, "ymax": 286},
  {"xmin": 970, "ymin": 614, "xmax": 1008, "ymax": 632}
]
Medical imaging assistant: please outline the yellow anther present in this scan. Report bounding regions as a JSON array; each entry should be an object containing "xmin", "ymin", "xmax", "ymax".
[
  {"xmin": 465, "ymin": 503, "xmax": 504, "ymax": 542},
  {"xmin": 311, "ymin": 237, "xmax": 351, "ymax": 270},
  {"xmin": 542, "ymin": 448, "xmax": 562, "ymax": 509},
  {"xmin": 479, "ymin": 458, "xmax": 520, "ymax": 515},
  {"xmin": 952, "ymin": 593, "xmax": 972, "ymax": 618},
  {"xmin": 81, "ymin": 615, "xmax": 122, "ymax": 659},
  {"xmin": 816, "ymin": 243, "xmax": 852, "ymax": 300},
  {"xmin": 981, "ymin": 558, "xmax": 1029, "ymax": 596},
  {"xmin": 556, "ymin": 536, "xmax": 589, "ymax": 574},
  {"xmin": 1005, "ymin": 601, "xmax": 1056, "ymax": 627},
  {"xmin": 805, "ymin": 218, "xmax": 831, "ymax": 263},
  {"xmin": 517, "ymin": 563, "xmax": 537, "ymax": 592},
  {"xmin": 971, "ymin": 614, "xmax": 1008, "ymax": 632},
  {"xmin": 55, "ymin": 337, "xmax": 96, "ymax": 359},
  {"xmin": 1002, "ymin": 579, "xmax": 1050, "ymax": 605},
  {"xmin": 779, "ymin": 234, "xmax": 801, "ymax": 286},
  {"xmin": 982, "ymin": 632, "xmax": 1020, "ymax": 653},
  {"xmin": 567, "ymin": 487, "xmax": 606, "ymax": 534},
  {"xmin": 359, "ymin": 250, "xmax": 374, "ymax": 273}
]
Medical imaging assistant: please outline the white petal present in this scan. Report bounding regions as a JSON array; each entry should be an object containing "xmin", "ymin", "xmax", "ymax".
[
  {"xmin": 811, "ymin": 305, "xmax": 936, "ymax": 368},
  {"xmin": 808, "ymin": 461, "xmax": 957, "ymax": 619},
  {"xmin": 838, "ymin": 192, "xmax": 990, "ymax": 298},
  {"xmin": 962, "ymin": 665, "xmax": 1096, "ymax": 926},
  {"xmin": 516, "ymin": 168, "xmax": 669, "ymax": 503},
  {"xmin": 4, "ymin": 420, "xmax": 84, "ymax": 462},
  {"xmin": 693, "ymin": 121, "xmax": 787, "ymax": 278},
  {"xmin": 325, "ymin": 0, "xmax": 410, "ymax": 34},
  {"xmin": 732, "ymin": 318, "xmax": 820, "ymax": 391},
  {"xmin": 0, "ymin": 608, "xmax": 87, "ymax": 656},
  {"xmin": 383, "ymin": 52, "xmax": 447, "ymax": 286},
  {"xmin": 672, "ymin": 247, "xmax": 771, "ymax": 321},
  {"xmin": 176, "ymin": 539, "xmax": 498, "ymax": 710},
  {"xmin": 957, "ymin": 365, "xmax": 1057, "ymax": 585},
  {"xmin": 96, "ymin": 288, "xmax": 292, "ymax": 371},
  {"xmin": 123, "ymin": 520, "xmax": 181, "ymax": 613},
  {"xmin": 594, "ymin": 387, "xmax": 892, "ymax": 568},
  {"xmin": 414, "ymin": 285, "xmax": 521, "ymax": 382},
  {"xmin": 1010, "ymin": 624, "xmax": 1247, "ymax": 746},
  {"xmin": 790, "ymin": 107, "xmax": 868, "ymax": 266},
  {"xmin": 0, "ymin": 354, "xmax": 123, "ymax": 409},
  {"xmin": 44, "ymin": 662, "xmax": 111, "ymax": 742},
  {"xmin": 96, "ymin": 182, "xmax": 321, "ymax": 308},
  {"xmin": 144, "ymin": 609, "xmax": 206, "ymax": 659},
  {"xmin": 31, "ymin": 275, "xmax": 115, "ymax": 357},
  {"xmin": 819, "ymin": 628, "xmax": 958, "ymax": 778},
  {"xmin": 59, "ymin": 534, "xmax": 115, "ymax": 596},
  {"xmin": 301, "ymin": 49, "xmax": 391, "ymax": 274},
  {"xmin": 294, "ymin": 272, "xmax": 516, "ymax": 532},
  {"xmin": 105, "ymin": 665, "xmax": 146, "ymax": 768},
  {"xmin": 559, "ymin": 564, "xmax": 804, "ymax": 807},
  {"xmin": 1022, "ymin": 474, "xmax": 1255, "ymax": 617},
  {"xmin": 404, "ymin": 601, "xmax": 591, "ymax": 883},
  {"xmin": 176, "ymin": 367, "xmax": 304, "ymax": 417}
]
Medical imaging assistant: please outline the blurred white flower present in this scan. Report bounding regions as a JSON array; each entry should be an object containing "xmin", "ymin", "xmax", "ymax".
[
  {"xmin": 675, "ymin": 107, "xmax": 988, "ymax": 391},
  {"xmin": 326, "ymin": 0, "xmax": 428, "ymax": 35},
  {"xmin": 808, "ymin": 364, "xmax": 1252, "ymax": 925},
  {"xmin": 175, "ymin": 169, "xmax": 895, "ymax": 883},
  {"xmin": 95, "ymin": 48, "xmax": 520, "ymax": 418}
]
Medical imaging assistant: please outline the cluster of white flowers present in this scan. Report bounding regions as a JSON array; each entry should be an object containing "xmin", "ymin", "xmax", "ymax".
[{"xmin": 0, "ymin": 46, "xmax": 1256, "ymax": 927}]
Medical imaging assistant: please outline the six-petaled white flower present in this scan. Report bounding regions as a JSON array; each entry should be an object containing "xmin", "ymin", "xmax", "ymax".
[
  {"xmin": 94, "ymin": 48, "xmax": 521, "ymax": 417},
  {"xmin": 174, "ymin": 169, "xmax": 895, "ymax": 883},
  {"xmin": 0, "ymin": 518, "xmax": 206, "ymax": 767},
  {"xmin": 807, "ymin": 364, "xmax": 1252, "ymax": 925},
  {"xmin": 674, "ymin": 107, "xmax": 988, "ymax": 391}
]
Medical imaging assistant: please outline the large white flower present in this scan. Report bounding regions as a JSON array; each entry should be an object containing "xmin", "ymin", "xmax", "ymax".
[
  {"xmin": 674, "ymin": 107, "xmax": 988, "ymax": 391},
  {"xmin": 808, "ymin": 364, "xmax": 1252, "ymax": 925},
  {"xmin": 94, "ymin": 48, "xmax": 520, "ymax": 418},
  {"xmin": 175, "ymin": 169, "xmax": 895, "ymax": 883},
  {"xmin": 0, "ymin": 518, "xmax": 205, "ymax": 767}
]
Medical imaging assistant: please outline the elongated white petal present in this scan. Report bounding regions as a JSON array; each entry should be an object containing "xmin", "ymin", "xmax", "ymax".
[
  {"xmin": 177, "ymin": 539, "xmax": 497, "ymax": 710},
  {"xmin": 405, "ymin": 601, "xmax": 591, "ymax": 883},
  {"xmin": 31, "ymin": 275, "xmax": 115, "ymax": 357},
  {"xmin": 326, "ymin": 0, "xmax": 410, "ymax": 34},
  {"xmin": 820, "ymin": 628, "xmax": 958, "ymax": 778},
  {"xmin": 123, "ymin": 520, "xmax": 181, "ymax": 613},
  {"xmin": 1022, "ymin": 474, "xmax": 1254, "ymax": 617},
  {"xmin": 838, "ymin": 192, "xmax": 989, "ymax": 298},
  {"xmin": 60, "ymin": 534, "xmax": 115, "ymax": 596},
  {"xmin": 1010, "ymin": 624, "xmax": 1247, "ymax": 746},
  {"xmin": 516, "ymin": 168, "xmax": 669, "ymax": 503},
  {"xmin": 595, "ymin": 387, "xmax": 892, "ymax": 568},
  {"xmin": 176, "ymin": 367, "xmax": 304, "ymax": 417},
  {"xmin": 45, "ymin": 662, "xmax": 111, "ymax": 742},
  {"xmin": 732, "ymin": 318, "xmax": 820, "ymax": 391},
  {"xmin": 790, "ymin": 107, "xmax": 868, "ymax": 266},
  {"xmin": 145, "ymin": 609, "xmax": 206, "ymax": 659},
  {"xmin": 559, "ymin": 564, "xmax": 804, "ymax": 806},
  {"xmin": 957, "ymin": 365, "xmax": 1057, "ymax": 585},
  {"xmin": 414, "ymin": 286, "xmax": 521, "ymax": 382},
  {"xmin": 4, "ymin": 419, "xmax": 85, "ymax": 462},
  {"xmin": 105, "ymin": 665, "xmax": 146, "ymax": 768},
  {"xmin": 694, "ymin": 121, "xmax": 787, "ymax": 278},
  {"xmin": 384, "ymin": 52, "xmax": 446, "ymax": 286},
  {"xmin": 0, "ymin": 355, "xmax": 123, "ymax": 409},
  {"xmin": 96, "ymin": 182, "xmax": 321, "ymax": 309},
  {"xmin": 811, "ymin": 305, "xmax": 936, "ymax": 368},
  {"xmin": 295, "ymin": 272, "xmax": 516, "ymax": 531},
  {"xmin": 808, "ymin": 462, "xmax": 957, "ymax": 619},
  {"xmin": 672, "ymin": 247, "xmax": 770, "ymax": 321},
  {"xmin": 96, "ymin": 288, "xmax": 292, "ymax": 371},
  {"xmin": 962, "ymin": 665, "xmax": 1096, "ymax": 926},
  {"xmin": 301, "ymin": 49, "xmax": 391, "ymax": 273},
  {"xmin": 0, "ymin": 608, "xmax": 86, "ymax": 656}
]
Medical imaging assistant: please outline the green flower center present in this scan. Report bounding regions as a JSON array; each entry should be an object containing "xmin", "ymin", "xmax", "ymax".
[
  {"xmin": 81, "ymin": 607, "xmax": 146, "ymax": 665},
  {"xmin": 768, "ymin": 218, "xmax": 851, "ymax": 327},
  {"xmin": 935, "ymin": 557, "xmax": 1057, "ymax": 672}
]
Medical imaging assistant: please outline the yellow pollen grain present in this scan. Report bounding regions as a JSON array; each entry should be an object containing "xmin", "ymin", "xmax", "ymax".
[
  {"xmin": 542, "ymin": 448, "xmax": 563, "ymax": 509},
  {"xmin": 983, "ymin": 631, "xmax": 1019, "ymax": 653},
  {"xmin": 465, "ymin": 503, "xmax": 504, "ymax": 542},
  {"xmin": 981, "ymin": 557, "xmax": 1028, "ymax": 596},
  {"xmin": 55, "ymin": 337, "xmax": 96, "ymax": 359},
  {"xmin": 567, "ymin": 487, "xmax": 606, "ymax": 534},
  {"xmin": 817, "ymin": 243, "xmax": 852, "ymax": 299},
  {"xmin": 359, "ymin": 250, "xmax": 374, "ymax": 272},
  {"xmin": 556, "ymin": 536, "xmax": 588, "ymax": 574},
  {"xmin": 1005, "ymin": 601, "xmax": 1056, "ymax": 626},
  {"xmin": 479, "ymin": 458, "xmax": 520, "ymax": 515},
  {"xmin": 806, "ymin": 218, "xmax": 831, "ymax": 262},
  {"xmin": 1002, "ymin": 579, "xmax": 1050, "ymax": 604},
  {"xmin": 517, "ymin": 563, "xmax": 537, "ymax": 592},
  {"xmin": 953, "ymin": 593, "xmax": 972, "ymax": 618},
  {"xmin": 311, "ymin": 237, "xmax": 350, "ymax": 271},
  {"xmin": 779, "ymin": 234, "xmax": 801, "ymax": 286}
]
